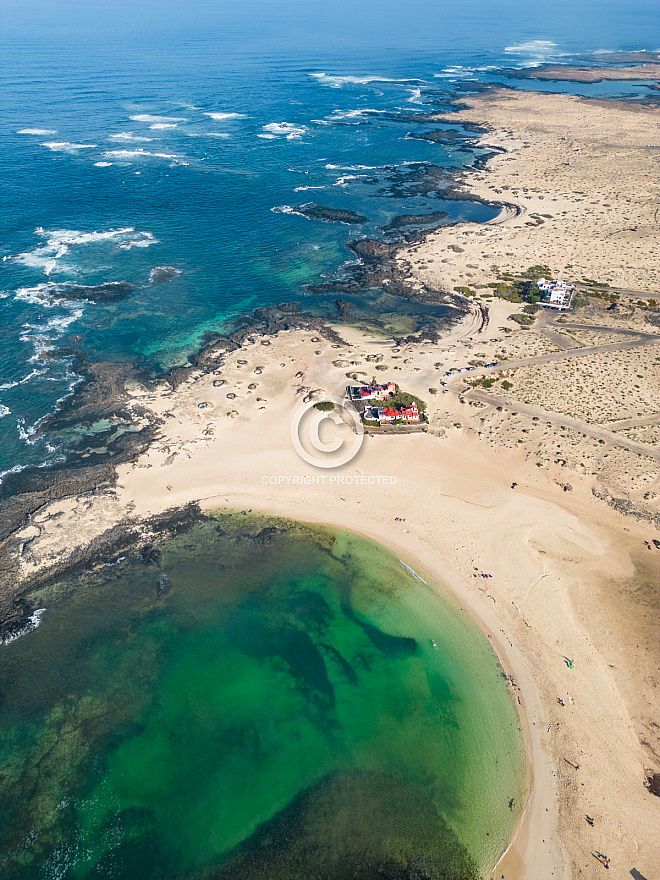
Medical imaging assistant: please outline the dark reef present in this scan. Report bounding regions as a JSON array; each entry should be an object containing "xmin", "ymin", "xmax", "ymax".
[
  {"xmin": 212, "ymin": 770, "xmax": 479, "ymax": 880},
  {"xmin": 294, "ymin": 204, "xmax": 368, "ymax": 224},
  {"xmin": 407, "ymin": 128, "xmax": 475, "ymax": 145},
  {"xmin": 43, "ymin": 281, "xmax": 134, "ymax": 302},
  {"xmin": 149, "ymin": 266, "xmax": 180, "ymax": 283},
  {"xmin": 383, "ymin": 209, "xmax": 450, "ymax": 231}
]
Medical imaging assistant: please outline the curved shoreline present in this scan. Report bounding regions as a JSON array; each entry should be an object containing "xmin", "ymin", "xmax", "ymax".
[
  {"xmin": 197, "ymin": 495, "xmax": 558, "ymax": 879},
  {"xmin": 3, "ymin": 81, "xmax": 660, "ymax": 879}
]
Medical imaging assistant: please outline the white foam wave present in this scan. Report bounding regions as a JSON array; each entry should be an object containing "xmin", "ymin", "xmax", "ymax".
[
  {"xmin": 271, "ymin": 205, "xmax": 306, "ymax": 217},
  {"xmin": 330, "ymin": 108, "xmax": 377, "ymax": 120},
  {"xmin": 257, "ymin": 133, "xmax": 277, "ymax": 140},
  {"xmin": 398, "ymin": 560, "xmax": 429, "ymax": 585},
  {"xmin": 0, "ymin": 404, "xmax": 10, "ymax": 418},
  {"xmin": 204, "ymin": 132, "xmax": 231, "ymax": 138},
  {"xmin": 117, "ymin": 232, "xmax": 156, "ymax": 249},
  {"xmin": 310, "ymin": 72, "xmax": 421, "ymax": 88},
  {"xmin": 149, "ymin": 122, "xmax": 179, "ymax": 130},
  {"xmin": 129, "ymin": 114, "xmax": 188, "ymax": 124},
  {"xmin": 109, "ymin": 132, "xmax": 154, "ymax": 142},
  {"xmin": 407, "ymin": 87, "xmax": 423, "ymax": 104},
  {"xmin": 0, "ymin": 608, "xmax": 46, "ymax": 646},
  {"xmin": 433, "ymin": 66, "xmax": 476, "ymax": 79},
  {"xmin": 19, "ymin": 298, "xmax": 86, "ymax": 360},
  {"xmin": 0, "ymin": 463, "xmax": 27, "ymax": 485},
  {"xmin": 18, "ymin": 128, "xmax": 57, "ymax": 135},
  {"xmin": 40, "ymin": 142, "xmax": 97, "ymax": 152},
  {"xmin": 94, "ymin": 161, "xmax": 113, "ymax": 167},
  {"xmin": 334, "ymin": 175, "xmax": 362, "ymax": 187},
  {"xmin": 262, "ymin": 122, "xmax": 308, "ymax": 139},
  {"xmin": 293, "ymin": 185, "xmax": 326, "ymax": 192},
  {"xmin": 504, "ymin": 39, "xmax": 558, "ymax": 54},
  {"xmin": 503, "ymin": 40, "xmax": 569, "ymax": 66},
  {"xmin": 103, "ymin": 149, "xmax": 182, "ymax": 160},
  {"xmin": 14, "ymin": 227, "xmax": 156, "ymax": 276},
  {"xmin": 324, "ymin": 163, "xmax": 379, "ymax": 171},
  {"xmin": 204, "ymin": 112, "xmax": 245, "ymax": 120},
  {"xmin": 17, "ymin": 416, "xmax": 39, "ymax": 442},
  {"xmin": 0, "ymin": 368, "xmax": 48, "ymax": 391}
]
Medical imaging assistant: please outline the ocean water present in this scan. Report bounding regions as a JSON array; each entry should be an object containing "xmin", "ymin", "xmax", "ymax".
[
  {"xmin": 0, "ymin": 514, "xmax": 526, "ymax": 879},
  {"xmin": 1, "ymin": 0, "xmax": 659, "ymax": 477}
]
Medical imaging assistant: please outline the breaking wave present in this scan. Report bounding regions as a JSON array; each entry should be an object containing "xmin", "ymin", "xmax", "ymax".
[
  {"xmin": 204, "ymin": 112, "xmax": 246, "ymax": 120},
  {"xmin": 103, "ymin": 149, "xmax": 183, "ymax": 160},
  {"xmin": 503, "ymin": 40, "xmax": 570, "ymax": 67},
  {"xmin": 129, "ymin": 114, "xmax": 188, "ymax": 124},
  {"xmin": 310, "ymin": 72, "xmax": 422, "ymax": 88},
  {"xmin": 11, "ymin": 227, "xmax": 156, "ymax": 275},
  {"xmin": 109, "ymin": 132, "xmax": 154, "ymax": 142},
  {"xmin": 262, "ymin": 122, "xmax": 308, "ymax": 139},
  {"xmin": 40, "ymin": 142, "xmax": 97, "ymax": 152},
  {"xmin": 0, "ymin": 608, "xmax": 47, "ymax": 646}
]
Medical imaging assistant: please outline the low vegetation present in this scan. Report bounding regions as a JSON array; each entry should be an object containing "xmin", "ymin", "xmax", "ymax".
[{"xmin": 385, "ymin": 391, "xmax": 428, "ymax": 413}]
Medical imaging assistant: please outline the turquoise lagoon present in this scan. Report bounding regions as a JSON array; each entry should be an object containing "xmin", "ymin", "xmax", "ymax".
[{"xmin": 0, "ymin": 513, "xmax": 526, "ymax": 879}]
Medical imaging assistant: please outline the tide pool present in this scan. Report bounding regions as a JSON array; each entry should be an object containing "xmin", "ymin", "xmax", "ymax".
[{"xmin": 0, "ymin": 513, "xmax": 526, "ymax": 879}]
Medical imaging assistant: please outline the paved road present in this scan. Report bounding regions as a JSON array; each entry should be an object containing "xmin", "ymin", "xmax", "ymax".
[
  {"xmin": 558, "ymin": 321, "xmax": 658, "ymax": 339},
  {"xmin": 472, "ymin": 323, "xmax": 660, "ymax": 374},
  {"xmin": 535, "ymin": 313, "xmax": 653, "ymax": 351},
  {"xmin": 535, "ymin": 314, "xmax": 576, "ymax": 351},
  {"xmin": 447, "ymin": 318, "xmax": 660, "ymax": 460}
]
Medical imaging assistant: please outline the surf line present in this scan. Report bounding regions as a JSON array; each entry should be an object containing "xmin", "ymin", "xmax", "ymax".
[{"xmin": 399, "ymin": 560, "xmax": 429, "ymax": 586}]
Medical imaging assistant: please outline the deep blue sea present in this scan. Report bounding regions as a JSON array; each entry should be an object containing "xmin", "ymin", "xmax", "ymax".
[{"xmin": 1, "ymin": 0, "xmax": 658, "ymax": 477}]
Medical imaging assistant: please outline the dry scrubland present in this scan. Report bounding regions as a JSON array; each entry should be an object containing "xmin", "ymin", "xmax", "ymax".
[
  {"xmin": 399, "ymin": 89, "xmax": 660, "ymax": 294},
  {"xmin": 620, "ymin": 424, "xmax": 660, "ymax": 447},
  {"xmin": 557, "ymin": 328, "xmax": 633, "ymax": 347},
  {"xmin": 506, "ymin": 343, "xmax": 660, "ymax": 424},
  {"xmin": 491, "ymin": 332, "xmax": 560, "ymax": 359}
]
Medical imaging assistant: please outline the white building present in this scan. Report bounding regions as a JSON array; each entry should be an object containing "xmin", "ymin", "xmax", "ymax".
[{"xmin": 536, "ymin": 277, "xmax": 574, "ymax": 311}]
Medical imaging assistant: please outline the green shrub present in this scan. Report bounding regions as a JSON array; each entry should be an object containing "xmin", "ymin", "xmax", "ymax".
[
  {"xmin": 509, "ymin": 313, "xmax": 535, "ymax": 326},
  {"xmin": 386, "ymin": 391, "xmax": 427, "ymax": 413}
]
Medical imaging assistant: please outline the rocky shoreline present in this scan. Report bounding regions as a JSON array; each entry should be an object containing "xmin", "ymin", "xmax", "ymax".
[
  {"xmin": 0, "ymin": 97, "xmax": 514, "ymax": 637},
  {"xmin": 0, "ymin": 501, "xmax": 205, "ymax": 642}
]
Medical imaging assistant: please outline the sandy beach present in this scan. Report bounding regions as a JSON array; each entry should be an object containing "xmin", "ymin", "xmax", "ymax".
[{"xmin": 5, "ymin": 88, "xmax": 660, "ymax": 878}]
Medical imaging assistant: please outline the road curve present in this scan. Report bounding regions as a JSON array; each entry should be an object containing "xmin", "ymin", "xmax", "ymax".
[
  {"xmin": 461, "ymin": 387, "xmax": 660, "ymax": 462},
  {"xmin": 445, "ymin": 320, "xmax": 660, "ymax": 461}
]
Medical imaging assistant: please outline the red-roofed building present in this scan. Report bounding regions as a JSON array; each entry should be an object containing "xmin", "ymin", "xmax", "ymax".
[
  {"xmin": 400, "ymin": 402, "xmax": 420, "ymax": 423},
  {"xmin": 376, "ymin": 406, "xmax": 398, "ymax": 423},
  {"xmin": 348, "ymin": 381, "xmax": 398, "ymax": 402}
]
